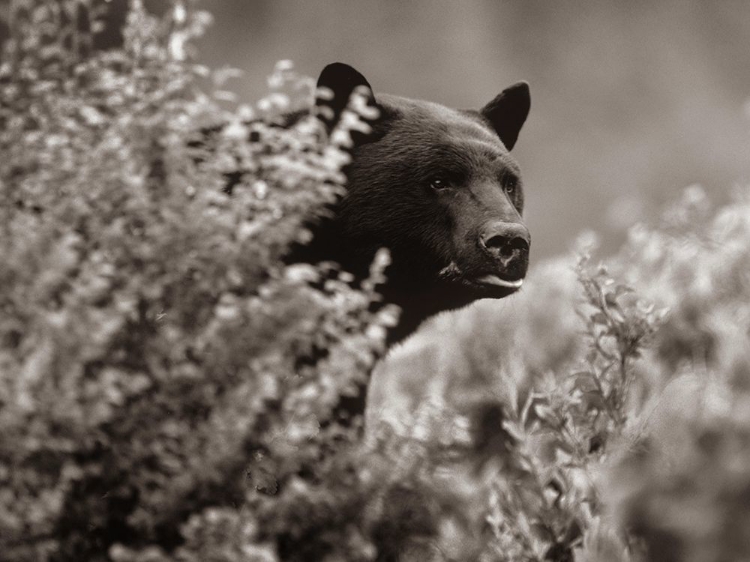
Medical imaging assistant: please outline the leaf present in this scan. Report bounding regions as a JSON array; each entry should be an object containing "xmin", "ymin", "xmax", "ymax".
[
  {"xmin": 591, "ymin": 312, "xmax": 608, "ymax": 325},
  {"xmin": 581, "ymin": 390, "xmax": 607, "ymax": 412},
  {"xmin": 570, "ymin": 371, "xmax": 599, "ymax": 393},
  {"xmin": 614, "ymin": 283, "xmax": 634, "ymax": 297},
  {"xmin": 535, "ymin": 403, "xmax": 557, "ymax": 425}
]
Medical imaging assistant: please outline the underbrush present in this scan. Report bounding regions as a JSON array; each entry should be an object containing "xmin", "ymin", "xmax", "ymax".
[{"xmin": 2, "ymin": 2, "xmax": 749, "ymax": 561}]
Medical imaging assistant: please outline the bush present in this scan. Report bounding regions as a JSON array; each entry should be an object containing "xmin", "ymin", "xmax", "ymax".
[
  {"xmin": 1, "ymin": 2, "xmax": 393, "ymax": 560},
  {"xmin": 363, "ymin": 187, "xmax": 750, "ymax": 562},
  {"xmin": 3, "ymin": 2, "xmax": 750, "ymax": 561}
]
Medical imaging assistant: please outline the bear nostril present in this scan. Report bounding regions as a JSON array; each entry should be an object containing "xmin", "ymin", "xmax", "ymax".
[
  {"xmin": 480, "ymin": 223, "xmax": 530, "ymax": 266},
  {"xmin": 497, "ymin": 237, "xmax": 528, "ymax": 259},
  {"xmin": 484, "ymin": 234, "xmax": 529, "ymax": 255},
  {"xmin": 485, "ymin": 235, "xmax": 528, "ymax": 254}
]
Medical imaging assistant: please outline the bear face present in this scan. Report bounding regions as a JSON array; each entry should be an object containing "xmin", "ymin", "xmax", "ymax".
[{"xmin": 309, "ymin": 63, "xmax": 531, "ymax": 344}]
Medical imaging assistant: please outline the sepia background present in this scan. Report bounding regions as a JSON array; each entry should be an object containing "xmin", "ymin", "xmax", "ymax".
[
  {"xmin": 196, "ymin": 0, "xmax": 750, "ymax": 262},
  {"xmin": 5, "ymin": 0, "xmax": 745, "ymax": 259}
]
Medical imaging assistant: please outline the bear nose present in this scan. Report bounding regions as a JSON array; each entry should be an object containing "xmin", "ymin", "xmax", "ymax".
[{"xmin": 479, "ymin": 222, "xmax": 530, "ymax": 270}]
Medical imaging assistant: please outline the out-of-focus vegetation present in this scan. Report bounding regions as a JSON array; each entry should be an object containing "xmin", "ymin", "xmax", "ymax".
[
  {"xmin": 193, "ymin": 0, "xmax": 750, "ymax": 262},
  {"xmin": 0, "ymin": 2, "xmax": 395, "ymax": 560},
  {"xmin": 2, "ymin": 2, "xmax": 750, "ymax": 561},
  {"xmin": 367, "ymin": 184, "xmax": 750, "ymax": 561}
]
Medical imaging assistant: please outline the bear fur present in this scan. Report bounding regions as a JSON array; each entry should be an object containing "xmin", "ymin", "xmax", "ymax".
[{"xmin": 297, "ymin": 63, "xmax": 532, "ymax": 345}]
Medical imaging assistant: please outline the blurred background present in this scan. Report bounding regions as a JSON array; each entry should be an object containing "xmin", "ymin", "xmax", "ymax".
[
  {"xmin": 2, "ymin": 0, "xmax": 748, "ymax": 260},
  {"xmin": 192, "ymin": 0, "xmax": 750, "ymax": 262}
]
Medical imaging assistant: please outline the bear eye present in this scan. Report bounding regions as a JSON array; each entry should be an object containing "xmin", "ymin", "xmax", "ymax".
[
  {"xmin": 502, "ymin": 175, "xmax": 518, "ymax": 195},
  {"xmin": 430, "ymin": 178, "xmax": 451, "ymax": 190}
]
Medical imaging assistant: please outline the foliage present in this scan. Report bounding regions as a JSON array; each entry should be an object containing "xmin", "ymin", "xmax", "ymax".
[
  {"xmin": 0, "ymin": 2, "xmax": 394, "ymax": 560},
  {"xmin": 2, "ymin": 2, "xmax": 750, "ymax": 561},
  {"xmin": 363, "ymin": 185, "xmax": 750, "ymax": 562}
]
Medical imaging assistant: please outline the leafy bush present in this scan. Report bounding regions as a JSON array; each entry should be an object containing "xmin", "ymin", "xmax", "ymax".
[
  {"xmin": 3, "ymin": 2, "xmax": 750, "ymax": 562},
  {"xmin": 1, "ymin": 2, "xmax": 394, "ymax": 560},
  {"xmin": 366, "ymin": 185, "xmax": 750, "ymax": 561}
]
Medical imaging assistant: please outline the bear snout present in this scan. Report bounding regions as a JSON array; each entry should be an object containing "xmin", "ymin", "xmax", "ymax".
[{"xmin": 479, "ymin": 221, "xmax": 530, "ymax": 279}]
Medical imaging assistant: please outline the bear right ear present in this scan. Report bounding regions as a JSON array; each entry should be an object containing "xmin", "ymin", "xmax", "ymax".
[
  {"xmin": 481, "ymin": 81, "xmax": 530, "ymax": 151},
  {"xmin": 316, "ymin": 63, "xmax": 377, "ymax": 134}
]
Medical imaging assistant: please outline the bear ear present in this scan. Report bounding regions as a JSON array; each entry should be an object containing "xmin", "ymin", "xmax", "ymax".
[
  {"xmin": 316, "ymin": 62, "xmax": 377, "ymax": 133},
  {"xmin": 481, "ymin": 81, "xmax": 530, "ymax": 151}
]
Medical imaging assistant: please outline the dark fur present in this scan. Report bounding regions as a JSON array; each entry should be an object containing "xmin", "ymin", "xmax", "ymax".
[{"xmin": 295, "ymin": 63, "xmax": 532, "ymax": 345}]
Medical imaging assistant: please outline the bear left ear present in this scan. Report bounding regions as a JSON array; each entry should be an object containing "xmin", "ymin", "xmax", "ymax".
[
  {"xmin": 481, "ymin": 81, "xmax": 530, "ymax": 151},
  {"xmin": 316, "ymin": 62, "xmax": 377, "ymax": 134}
]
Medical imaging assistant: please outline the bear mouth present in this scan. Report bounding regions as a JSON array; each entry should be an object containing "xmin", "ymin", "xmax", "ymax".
[
  {"xmin": 473, "ymin": 274, "xmax": 523, "ymax": 289},
  {"xmin": 464, "ymin": 273, "xmax": 524, "ymax": 298},
  {"xmin": 438, "ymin": 262, "xmax": 524, "ymax": 295}
]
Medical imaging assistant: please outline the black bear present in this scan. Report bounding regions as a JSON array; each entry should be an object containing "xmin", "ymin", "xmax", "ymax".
[{"xmin": 300, "ymin": 63, "xmax": 531, "ymax": 345}]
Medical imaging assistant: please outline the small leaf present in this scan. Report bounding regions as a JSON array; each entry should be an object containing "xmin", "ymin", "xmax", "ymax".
[
  {"xmin": 591, "ymin": 312, "xmax": 608, "ymax": 325},
  {"xmin": 570, "ymin": 371, "xmax": 599, "ymax": 392},
  {"xmin": 581, "ymin": 390, "xmax": 607, "ymax": 412},
  {"xmin": 614, "ymin": 283, "xmax": 634, "ymax": 296}
]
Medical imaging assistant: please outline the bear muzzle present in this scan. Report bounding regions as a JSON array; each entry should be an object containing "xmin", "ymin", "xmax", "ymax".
[{"xmin": 477, "ymin": 221, "xmax": 530, "ymax": 286}]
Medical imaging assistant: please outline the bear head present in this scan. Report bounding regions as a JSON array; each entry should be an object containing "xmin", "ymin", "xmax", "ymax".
[{"xmin": 311, "ymin": 62, "xmax": 531, "ymax": 342}]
